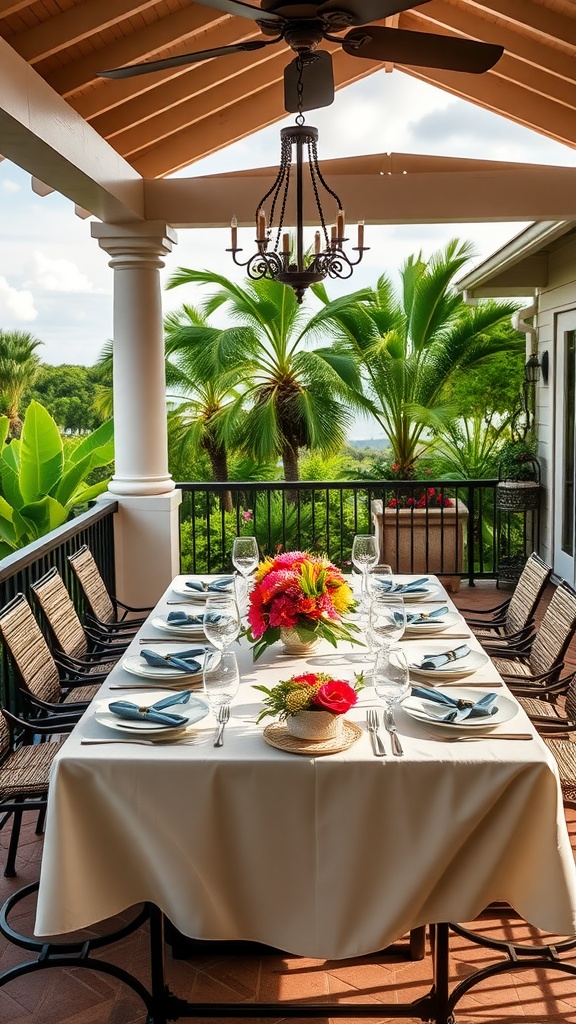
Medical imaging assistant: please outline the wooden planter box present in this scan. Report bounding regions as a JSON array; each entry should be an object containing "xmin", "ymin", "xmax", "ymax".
[{"xmin": 371, "ymin": 501, "xmax": 469, "ymax": 593}]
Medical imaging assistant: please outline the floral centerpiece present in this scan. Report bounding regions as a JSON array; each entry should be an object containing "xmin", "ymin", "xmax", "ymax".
[
  {"xmin": 254, "ymin": 671, "xmax": 363, "ymax": 740},
  {"xmin": 246, "ymin": 550, "xmax": 361, "ymax": 661}
]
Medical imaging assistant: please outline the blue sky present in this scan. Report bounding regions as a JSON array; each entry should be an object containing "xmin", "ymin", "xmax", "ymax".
[{"xmin": 1, "ymin": 67, "xmax": 576, "ymax": 391}]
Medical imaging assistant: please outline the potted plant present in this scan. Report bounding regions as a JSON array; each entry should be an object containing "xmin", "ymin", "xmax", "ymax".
[{"xmin": 496, "ymin": 437, "xmax": 540, "ymax": 511}]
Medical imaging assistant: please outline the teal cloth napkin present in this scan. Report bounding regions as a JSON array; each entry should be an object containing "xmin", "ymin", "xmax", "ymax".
[
  {"xmin": 410, "ymin": 685, "xmax": 498, "ymax": 723},
  {"xmin": 406, "ymin": 606, "xmax": 448, "ymax": 625},
  {"xmin": 108, "ymin": 691, "xmax": 192, "ymax": 727},
  {"xmin": 185, "ymin": 576, "xmax": 234, "ymax": 593},
  {"xmin": 375, "ymin": 577, "xmax": 429, "ymax": 594},
  {"xmin": 167, "ymin": 610, "xmax": 204, "ymax": 625},
  {"xmin": 140, "ymin": 647, "xmax": 204, "ymax": 673},
  {"xmin": 415, "ymin": 644, "xmax": 470, "ymax": 670}
]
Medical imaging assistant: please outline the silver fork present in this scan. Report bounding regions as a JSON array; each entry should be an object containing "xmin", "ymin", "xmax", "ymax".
[
  {"xmin": 214, "ymin": 703, "xmax": 231, "ymax": 747},
  {"xmin": 366, "ymin": 709, "xmax": 386, "ymax": 757},
  {"xmin": 384, "ymin": 708, "xmax": 404, "ymax": 756}
]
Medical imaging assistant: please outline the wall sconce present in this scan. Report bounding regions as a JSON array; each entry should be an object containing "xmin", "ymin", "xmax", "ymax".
[
  {"xmin": 524, "ymin": 353, "xmax": 541, "ymax": 384},
  {"xmin": 541, "ymin": 350, "xmax": 549, "ymax": 384}
]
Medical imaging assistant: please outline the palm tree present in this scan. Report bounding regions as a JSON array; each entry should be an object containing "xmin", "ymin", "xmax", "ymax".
[
  {"xmin": 166, "ymin": 270, "xmax": 369, "ymax": 482},
  {"xmin": 0, "ymin": 330, "xmax": 43, "ymax": 438},
  {"xmin": 314, "ymin": 239, "xmax": 525, "ymax": 477},
  {"xmin": 164, "ymin": 305, "xmax": 250, "ymax": 510}
]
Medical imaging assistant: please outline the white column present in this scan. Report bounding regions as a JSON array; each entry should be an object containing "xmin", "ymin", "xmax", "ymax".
[{"xmin": 91, "ymin": 221, "xmax": 182, "ymax": 607}]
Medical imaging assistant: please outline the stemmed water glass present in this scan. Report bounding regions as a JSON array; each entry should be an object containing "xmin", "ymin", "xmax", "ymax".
[
  {"xmin": 232, "ymin": 536, "xmax": 259, "ymax": 581},
  {"xmin": 373, "ymin": 646, "xmax": 410, "ymax": 713},
  {"xmin": 369, "ymin": 593, "xmax": 407, "ymax": 652},
  {"xmin": 203, "ymin": 594, "xmax": 241, "ymax": 651},
  {"xmin": 232, "ymin": 536, "xmax": 259, "ymax": 616},
  {"xmin": 203, "ymin": 649, "xmax": 240, "ymax": 713},
  {"xmin": 351, "ymin": 534, "xmax": 379, "ymax": 608}
]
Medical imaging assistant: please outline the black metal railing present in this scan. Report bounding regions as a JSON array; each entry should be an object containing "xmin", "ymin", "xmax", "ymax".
[
  {"xmin": 0, "ymin": 500, "xmax": 118, "ymax": 715},
  {"xmin": 177, "ymin": 478, "xmax": 535, "ymax": 583}
]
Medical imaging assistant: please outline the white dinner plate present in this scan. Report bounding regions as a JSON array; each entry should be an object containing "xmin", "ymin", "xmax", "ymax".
[
  {"xmin": 401, "ymin": 688, "xmax": 518, "ymax": 732},
  {"xmin": 151, "ymin": 615, "xmax": 206, "ymax": 638},
  {"xmin": 95, "ymin": 692, "xmax": 209, "ymax": 735},
  {"xmin": 404, "ymin": 610, "xmax": 464, "ymax": 636},
  {"xmin": 406, "ymin": 641, "xmax": 489, "ymax": 679},
  {"xmin": 122, "ymin": 652, "xmax": 206, "ymax": 680},
  {"xmin": 171, "ymin": 578, "xmax": 234, "ymax": 601}
]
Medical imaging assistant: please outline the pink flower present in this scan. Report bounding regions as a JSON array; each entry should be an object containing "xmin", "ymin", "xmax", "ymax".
[
  {"xmin": 241, "ymin": 510, "xmax": 253, "ymax": 522},
  {"xmin": 313, "ymin": 679, "xmax": 358, "ymax": 715}
]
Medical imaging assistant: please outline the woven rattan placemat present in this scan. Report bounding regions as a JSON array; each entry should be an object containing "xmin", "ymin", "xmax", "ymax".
[{"xmin": 263, "ymin": 719, "xmax": 362, "ymax": 756}]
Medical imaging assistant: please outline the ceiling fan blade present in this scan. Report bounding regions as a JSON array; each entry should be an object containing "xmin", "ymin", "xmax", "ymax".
[
  {"xmin": 284, "ymin": 51, "xmax": 335, "ymax": 112},
  {"xmin": 97, "ymin": 39, "xmax": 273, "ymax": 80},
  {"xmin": 191, "ymin": 0, "xmax": 284, "ymax": 25},
  {"xmin": 342, "ymin": 26, "xmax": 504, "ymax": 74},
  {"xmin": 318, "ymin": 1, "xmax": 430, "ymax": 26}
]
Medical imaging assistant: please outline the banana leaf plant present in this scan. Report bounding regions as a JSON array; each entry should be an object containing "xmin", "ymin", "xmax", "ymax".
[{"xmin": 0, "ymin": 400, "xmax": 114, "ymax": 556}]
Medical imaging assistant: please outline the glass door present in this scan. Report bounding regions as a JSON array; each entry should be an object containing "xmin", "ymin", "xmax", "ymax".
[{"xmin": 554, "ymin": 311, "xmax": 576, "ymax": 583}]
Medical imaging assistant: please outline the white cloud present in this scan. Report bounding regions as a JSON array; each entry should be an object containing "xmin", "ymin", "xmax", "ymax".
[
  {"xmin": 28, "ymin": 250, "xmax": 103, "ymax": 293},
  {"xmin": 0, "ymin": 276, "xmax": 37, "ymax": 321},
  {"xmin": 1, "ymin": 178, "xmax": 21, "ymax": 194}
]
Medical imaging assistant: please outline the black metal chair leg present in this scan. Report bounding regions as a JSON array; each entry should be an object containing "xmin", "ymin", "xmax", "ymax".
[
  {"xmin": 4, "ymin": 805, "xmax": 23, "ymax": 878},
  {"xmin": 35, "ymin": 806, "xmax": 46, "ymax": 836}
]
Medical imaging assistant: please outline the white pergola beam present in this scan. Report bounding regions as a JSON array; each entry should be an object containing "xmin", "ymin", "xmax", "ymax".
[
  {"xmin": 144, "ymin": 157, "xmax": 576, "ymax": 228},
  {"xmin": 0, "ymin": 36, "xmax": 144, "ymax": 223}
]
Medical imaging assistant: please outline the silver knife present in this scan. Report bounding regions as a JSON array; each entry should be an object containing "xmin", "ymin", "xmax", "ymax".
[{"xmin": 384, "ymin": 710, "xmax": 404, "ymax": 756}]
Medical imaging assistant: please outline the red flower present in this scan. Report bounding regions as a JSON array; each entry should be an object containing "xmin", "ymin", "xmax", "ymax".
[{"xmin": 313, "ymin": 679, "xmax": 358, "ymax": 715}]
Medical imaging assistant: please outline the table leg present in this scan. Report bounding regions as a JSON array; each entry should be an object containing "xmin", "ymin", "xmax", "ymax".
[{"xmin": 430, "ymin": 923, "xmax": 453, "ymax": 1024}]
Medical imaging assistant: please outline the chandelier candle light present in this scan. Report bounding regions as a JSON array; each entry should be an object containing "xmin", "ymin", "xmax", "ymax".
[{"xmin": 228, "ymin": 70, "xmax": 367, "ymax": 304}]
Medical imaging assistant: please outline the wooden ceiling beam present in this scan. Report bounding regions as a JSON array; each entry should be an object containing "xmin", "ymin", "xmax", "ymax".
[
  {"xmin": 403, "ymin": 63, "xmax": 576, "ymax": 149},
  {"xmin": 403, "ymin": 14, "xmax": 576, "ymax": 109},
  {"xmin": 78, "ymin": 25, "xmax": 265, "ymax": 128},
  {"xmin": 113, "ymin": 42, "xmax": 321, "ymax": 156},
  {"xmin": 414, "ymin": 2, "xmax": 576, "ymax": 81},
  {"xmin": 466, "ymin": 0, "xmax": 576, "ymax": 47},
  {"xmin": 7, "ymin": 0, "xmax": 161, "ymax": 64},
  {"xmin": 93, "ymin": 39, "xmax": 286, "ymax": 141},
  {"xmin": 132, "ymin": 49, "xmax": 386, "ymax": 177},
  {"xmin": 45, "ymin": 5, "xmax": 232, "ymax": 97},
  {"xmin": 0, "ymin": 1, "xmax": 32, "ymax": 15}
]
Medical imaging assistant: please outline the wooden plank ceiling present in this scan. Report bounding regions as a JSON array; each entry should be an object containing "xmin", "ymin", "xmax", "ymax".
[{"xmin": 1, "ymin": 0, "xmax": 575, "ymax": 179}]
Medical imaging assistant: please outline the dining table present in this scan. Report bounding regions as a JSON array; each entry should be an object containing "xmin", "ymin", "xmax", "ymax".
[{"xmin": 22, "ymin": 573, "xmax": 576, "ymax": 1022}]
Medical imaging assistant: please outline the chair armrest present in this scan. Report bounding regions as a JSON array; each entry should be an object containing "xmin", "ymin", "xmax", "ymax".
[
  {"xmin": 505, "ymin": 663, "xmax": 564, "ymax": 687},
  {"xmin": 458, "ymin": 598, "xmax": 510, "ymax": 617},
  {"xmin": 2, "ymin": 708, "xmax": 77, "ymax": 735}
]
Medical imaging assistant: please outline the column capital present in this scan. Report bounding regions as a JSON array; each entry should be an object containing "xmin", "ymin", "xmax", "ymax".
[{"xmin": 91, "ymin": 220, "xmax": 177, "ymax": 262}]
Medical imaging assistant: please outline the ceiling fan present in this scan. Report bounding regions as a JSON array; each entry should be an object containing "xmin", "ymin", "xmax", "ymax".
[{"xmin": 97, "ymin": 0, "xmax": 504, "ymax": 112}]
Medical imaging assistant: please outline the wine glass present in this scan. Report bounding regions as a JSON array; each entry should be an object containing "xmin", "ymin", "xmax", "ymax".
[
  {"xmin": 203, "ymin": 594, "xmax": 241, "ymax": 651},
  {"xmin": 351, "ymin": 534, "xmax": 379, "ymax": 608},
  {"xmin": 232, "ymin": 536, "xmax": 259, "ymax": 581},
  {"xmin": 367, "ymin": 564, "xmax": 394, "ymax": 599},
  {"xmin": 368, "ymin": 593, "xmax": 406, "ymax": 651},
  {"xmin": 203, "ymin": 650, "xmax": 240, "ymax": 712},
  {"xmin": 373, "ymin": 646, "xmax": 410, "ymax": 712}
]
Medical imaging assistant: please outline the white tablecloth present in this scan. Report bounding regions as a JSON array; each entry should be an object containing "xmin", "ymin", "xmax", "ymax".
[{"xmin": 35, "ymin": 576, "xmax": 576, "ymax": 958}]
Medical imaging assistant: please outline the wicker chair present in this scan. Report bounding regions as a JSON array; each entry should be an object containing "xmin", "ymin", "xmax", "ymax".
[
  {"xmin": 31, "ymin": 566, "xmax": 128, "ymax": 673},
  {"xmin": 0, "ymin": 705, "xmax": 74, "ymax": 876},
  {"xmin": 68, "ymin": 544, "xmax": 152, "ymax": 637},
  {"xmin": 461, "ymin": 552, "xmax": 551, "ymax": 648},
  {"xmin": 512, "ymin": 680, "xmax": 576, "ymax": 810},
  {"xmin": 486, "ymin": 580, "xmax": 576, "ymax": 691},
  {"xmin": 0, "ymin": 594, "xmax": 102, "ymax": 718}
]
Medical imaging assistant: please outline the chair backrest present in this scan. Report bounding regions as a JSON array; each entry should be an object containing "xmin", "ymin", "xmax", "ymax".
[
  {"xmin": 529, "ymin": 580, "xmax": 576, "ymax": 675},
  {"xmin": 0, "ymin": 594, "xmax": 62, "ymax": 706},
  {"xmin": 31, "ymin": 567, "xmax": 88, "ymax": 660},
  {"xmin": 505, "ymin": 552, "xmax": 552, "ymax": 635},
  {"xmin": 565, "ymin": 676, "xmax": 576, "ymax": 722},
  {"xmin": 0, "ymin": 711, "xmax": 10, "ymax": 762},
  {"xmin": 68, "ymin": 545, "xmax": 115, "ymax": 625}
]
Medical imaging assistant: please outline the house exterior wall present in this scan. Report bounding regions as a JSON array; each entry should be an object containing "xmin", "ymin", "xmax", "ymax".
[{"xmin": 535, "ymin": 234, "xmax": 576, "ymax": 575}]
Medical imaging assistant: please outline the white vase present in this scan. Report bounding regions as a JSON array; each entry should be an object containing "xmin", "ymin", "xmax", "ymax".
[
  {"xmin": 279, "ymin": 626, "xmax": 320, "ymax": 656},
  {"xmin": 285, "ymin": 709, "xmax": 343, "ymax": 741}
]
